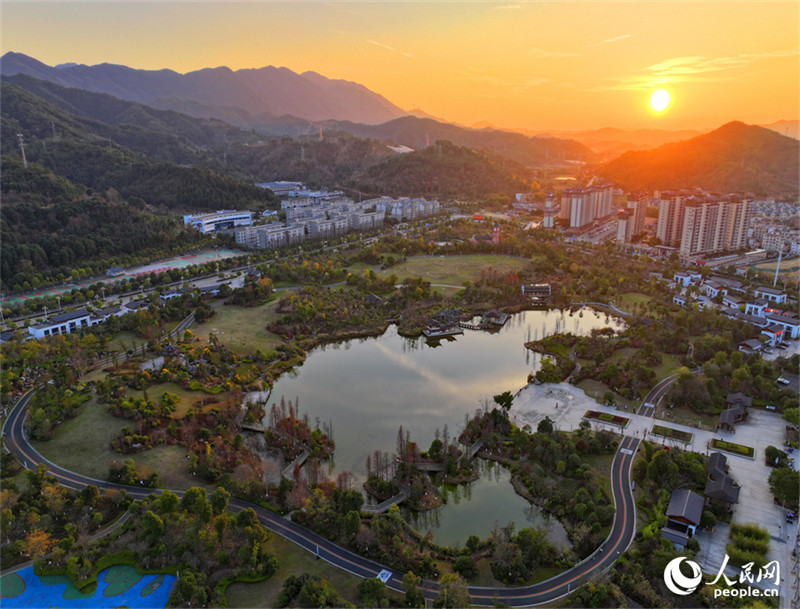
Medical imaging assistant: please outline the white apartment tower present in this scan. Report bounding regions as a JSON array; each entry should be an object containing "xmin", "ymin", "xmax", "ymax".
[
  {"xmin": 678, "ymin": 196, "xmax": 751, "ymax": 258},
  {"xmin": 616, "ymin": 192, "xmax": 648, "ymax": 243},
  {"xmin": 543, "ymin": 193, "xmax": 556, "ymax": 228}
]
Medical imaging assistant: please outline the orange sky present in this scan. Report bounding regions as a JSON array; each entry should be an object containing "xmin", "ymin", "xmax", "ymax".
[{"xmin": 3, "ymin": 1, "xmax": 798, "ymax": 131}]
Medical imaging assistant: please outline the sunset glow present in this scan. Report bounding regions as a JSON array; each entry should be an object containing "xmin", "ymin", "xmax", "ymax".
[
  {"xmin": 2, "ymin": 2, "xmax": 797, "ymax": 131},
  {"xmin": 649, "ymin": 89, "xmax": 671, "ymax": 113}
]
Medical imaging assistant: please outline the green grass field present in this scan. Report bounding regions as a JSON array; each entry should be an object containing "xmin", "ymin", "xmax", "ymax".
[
  {"xmin": 653, "ymin": 403, "xmax": 717, "ymax": 431},
  {"xmin": 749, "ymin": 257, "xmax": 800, "ymax": 283},
  {"xmin": 128, "ymin": 382, "xmax": 226, "ymax": 418},
  {"xmin": 614, "ymin": 292, "xmax": 652, "ymax": 312},
  {"xmin": 106, "ymin": 331, "xmax": 148, "ymax": 354},
  {"xmin": 577, "ymin": 379, "xmax": 634, "ymax": 409},
  {"xmin": 380, "ymin": 255, "xmax": 531, "ymax": 286},
  {"xmin": 192, "ymin": 301, "xmax": 284, "ymax": 355},
  {"xmin": 32, "ymin": 393, "xmax": 204, "ymax": 490},
  {"xmin": 651, "ymin": 352, "xmax": 683, "ymax": 381},
  {"xmin": 225, "ymin": 535, "xmax": 389, "ymax": 608}
]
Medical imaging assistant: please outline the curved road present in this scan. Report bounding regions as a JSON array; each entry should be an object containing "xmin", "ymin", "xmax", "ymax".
[{"xmin": 3, "ymin": 388, "xmax": 640, "ymax": 606}]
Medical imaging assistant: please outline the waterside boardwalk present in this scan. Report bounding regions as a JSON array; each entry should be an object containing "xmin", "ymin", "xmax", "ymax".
[
  {"xmin": 240, "ymin": 422, "xmax": 267, "ymax": 433},
  {"xmin": 362, "ymin": 487, "xmax": 411, "ymax": 514}
]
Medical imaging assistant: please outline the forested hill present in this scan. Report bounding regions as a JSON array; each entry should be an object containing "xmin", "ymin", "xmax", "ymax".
[
  {"xmin": 0, "ymin": 81, "xmax": 277, "ymax": 292},
  {"xmin": 0, "ymin": 81, "xmax": 277, "ymax": 210},
  {"xmin": 0, "ymin": 155, "xmax": 205, "ymax": 292},
  {"xmin": 596, "ymin": 121, "xmax": 800, "ymax": 197},
  {"xmin": 323, "ymin": 115, "xmax": 595, "ymax": 168},
  {"xmin": 351, "ymin": 140, "xmax": 537, "ymax": 198}
]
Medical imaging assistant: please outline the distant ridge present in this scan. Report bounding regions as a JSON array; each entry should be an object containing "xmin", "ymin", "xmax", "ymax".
[
  {"xmin": 596, "ymin": 121, "xmax": 800, "ymax": 197},
  {"xmin": 0, "ymin": 51, "xmax": 408, "ymax": 125}
]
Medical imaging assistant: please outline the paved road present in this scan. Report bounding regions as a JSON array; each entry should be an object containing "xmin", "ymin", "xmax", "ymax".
[{"xmin": 3, "ymin": 387, "xmax": 642, "ymax": 606}]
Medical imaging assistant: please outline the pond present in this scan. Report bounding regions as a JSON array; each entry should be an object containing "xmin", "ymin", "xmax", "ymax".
[
  {"xmin": 266, "ymin": 308, "xmax": 623, "ymax": 543},
  {"xmin": 404, "ymin": 459, "xmax": 572, "ymax": 549}
]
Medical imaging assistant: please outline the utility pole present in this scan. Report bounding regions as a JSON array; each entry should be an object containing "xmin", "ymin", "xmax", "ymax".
[
  {"xmin": 773, "ymin": 249, "xmax": 783, "ymax": 287},
  {"xmin": 17, "ymin": 134, "xmax": 27, "ymax": 168}
]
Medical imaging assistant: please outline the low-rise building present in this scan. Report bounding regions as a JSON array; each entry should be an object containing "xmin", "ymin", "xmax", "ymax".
[
  {"xmin": 754, "ymin": 287, "xmax": 787, "ymax": 304},
  {"xmin": 184, "ymin": 210, "xmax": 253, "ymax": 234},
  {"xmin": 765, "ymin": 312, "xmax": 800, "ymax": 339},
  {"xmin": 28, "ymin": 309, "xmax": 92, "ymax": 339},
  {"xmin": 722, "ymin": 294, "xmax": 745, "ymax": 309},
  {"xmin": 662, "ymin": 489, "xmax": 704, "ymax": 549},
  {"xmin": 705, "ymin": 452, "xmax": 740, "ymax": 508},
  {"xmin": 719, "ymin": 393, "xmax": 751, "ymax": 432},
  {"xmin": 761, "ymin": 324, "xmax": 786, "ymax": 347},
  {"xmin": 745, "ymin": 299, "xmax": 769, "ymax": 316},
  {"xmin": 738, "ymin": 338, "xmax": 763, "ymax": 354},
  {"xmin": 702, "ymin": 280, "xmax": 727, "ymax": 298}
]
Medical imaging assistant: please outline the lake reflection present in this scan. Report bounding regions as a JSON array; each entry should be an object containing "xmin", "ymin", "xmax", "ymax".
[
  {"xmin": 266, "ymin": 309, "xmax": 622, "ymax": 538},
  {"xmin": 404, "ymin": 459, "xmax": 572, "ymax": 548}
]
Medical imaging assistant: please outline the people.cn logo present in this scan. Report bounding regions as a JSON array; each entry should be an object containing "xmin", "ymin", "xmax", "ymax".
[{"xmin": 663, "ymin": 557, "xmax": 703, "ymax": 595}]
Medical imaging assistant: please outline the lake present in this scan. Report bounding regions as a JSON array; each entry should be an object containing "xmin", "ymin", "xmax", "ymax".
[{"xmin": 266, "ymin": 308, "xmax": 623, "ymax": 545}]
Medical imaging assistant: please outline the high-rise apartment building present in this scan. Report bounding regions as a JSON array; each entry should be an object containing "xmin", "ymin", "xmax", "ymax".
[
  {"xmin": 616, "ymin": 192, "xmax": 648, "ymax": 243},
  {"xmin": 656, "ymin": 191, "xmax": 687, "ymax": 246},
  {"xmin": 661, "ymin": 195, "xmax": 751, "ymax": 258},
  {"xmin": 543, "ymin": 193, "xmax": 556, "ymax": 228},
  {"xmin": 560, "ymin": 184, "xmax": 614, "ymax": 229}
]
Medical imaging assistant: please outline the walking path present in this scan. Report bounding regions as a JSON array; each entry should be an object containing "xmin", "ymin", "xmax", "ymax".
[{"xmin": 3, "ymin": 385, "xmax": 640, "ymax": 606}]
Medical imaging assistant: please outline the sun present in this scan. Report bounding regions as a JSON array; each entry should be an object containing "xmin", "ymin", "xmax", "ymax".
[{"xmin": 649, "ymin": 89, "xmax": 671, "ymax": 113}]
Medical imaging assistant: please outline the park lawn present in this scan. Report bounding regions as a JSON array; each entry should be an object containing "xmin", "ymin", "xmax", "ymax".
[
  {"xmin": 653, "ymin": 403, "xmax": 718, "ymax": 431},
  {"xmin": 343, "ymin": 261, "xmax": 375, "ymax": 276},
  {"xmin": 615, "ymin": 292, "xmax": 652, "ymax": 312},
  {"xmin": 651, "ymin": 352, "xmax": 683, "ymax": 382},
  {"xmin": 576, "ymin": 379, "xmax": 629, "ymax": 409},
  {"xmin": 128, "ymin": 382, "xmax": 226, "ymax": 418},
  {"xmin": 608, "ymin": 347, "xmax": 639, "ymax": 363},
  {"xmin": 379, "ymin": 255, "xmax": 529, "ymax": 287},
  {"xmin": 583, "ymin": 451, "xmax": 615, "ymax": 498},
  {"xmin": 431, "ymin": 285, "xmax": 463, "ymax": 297},
  {"xmin": 192, "ymin": 301, "xmax": 284, "ymax": 355},
  {"xmin": 225, "ymin": 534, "xmax": 393, "ymax": 608},
  {"xmin": 106, "ymin": 331, "xmax": 148, "ymax": 354},
  {"xmin": 470, "ymin": 558, "xmax": 566, "ymax": 588},
  {"xmin": 31, "ymin": 392, "xmax": 203, "ymax": 490}
]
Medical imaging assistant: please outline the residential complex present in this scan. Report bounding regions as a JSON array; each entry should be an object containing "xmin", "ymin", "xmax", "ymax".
[
  {"xmin": 559, "ymin": 183, "xmax": 614, "ymax": 228},
  {"xmin": 655, "ymin": 191, "xmax": 751, "ymax": 259},
  {"xmin": 235, "ymin": 195, "xmax": 439, "ymax": 251}
]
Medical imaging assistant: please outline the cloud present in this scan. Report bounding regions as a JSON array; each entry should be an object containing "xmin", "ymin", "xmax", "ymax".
[
  {"xmin": 588, "ymin": 34, "xmax": 632, "ymax": 47},
  {"xmin": 365, "ymin": 39, "xmax": 414, "ymax": 59},
  {"xmin": 647, "ymin": 50, "xmax": 798, "ymax": 77},
  {"xmin": 529, "ymin": 47, "xmax": 579, "ymax": 59},
  {"xmin": 600, "ymin": 48, "xmax": 798, "ymax": 90}
]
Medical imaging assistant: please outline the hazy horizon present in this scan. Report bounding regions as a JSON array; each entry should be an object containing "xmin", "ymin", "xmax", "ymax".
[{"xmin": 2, "ymin": 1, "xmax": 798, "ymax": 133}]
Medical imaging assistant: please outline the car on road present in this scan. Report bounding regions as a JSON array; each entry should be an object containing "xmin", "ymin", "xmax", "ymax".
[{"xmin": 777, "ymin": 377, "xmax": 791, "ymax": 385}]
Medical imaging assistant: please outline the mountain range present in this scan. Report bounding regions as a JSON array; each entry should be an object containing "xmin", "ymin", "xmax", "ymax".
[
  {"xmin": 2, "ymin": 52, "xmax": 798, "ymax": 199},
  {"xmin": 0, "ymin": 51, "xmax": 407, "ymax": 125}
]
